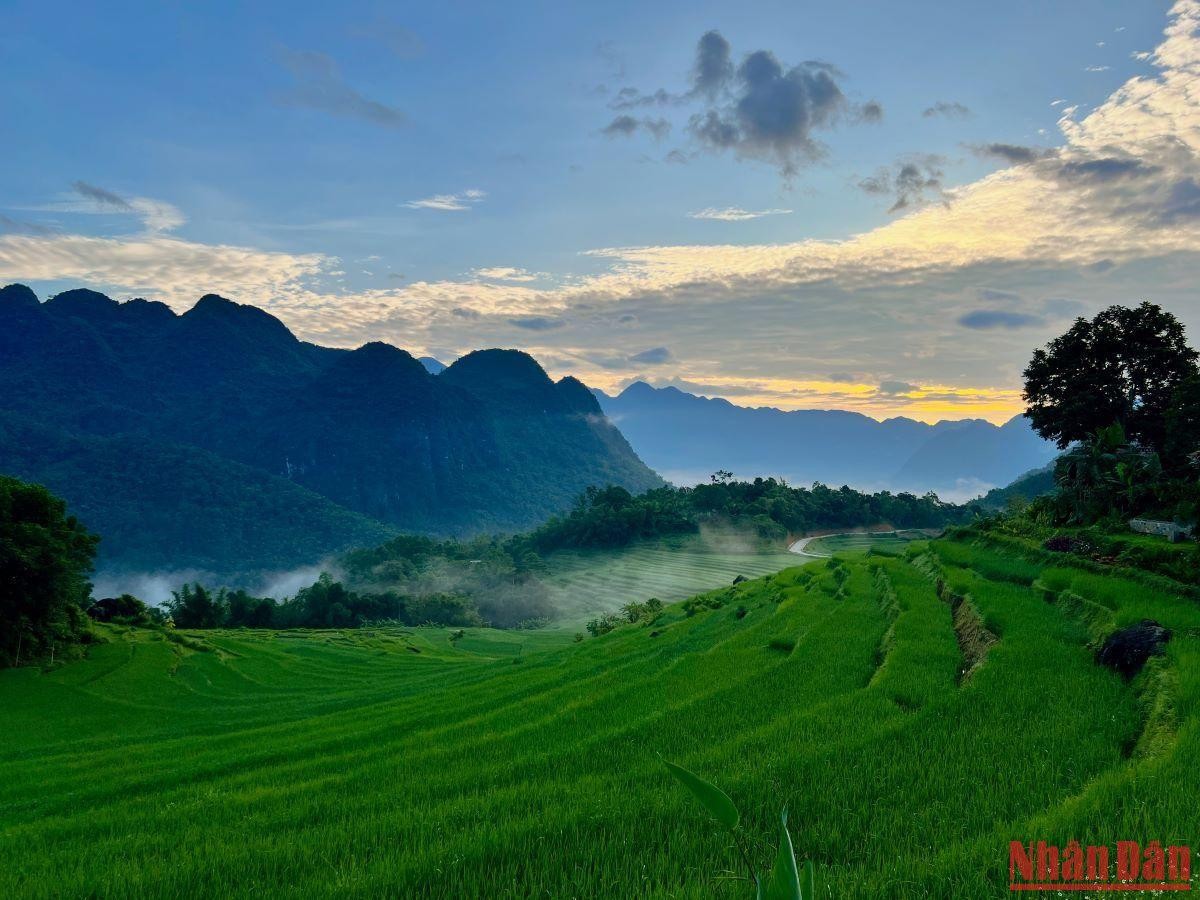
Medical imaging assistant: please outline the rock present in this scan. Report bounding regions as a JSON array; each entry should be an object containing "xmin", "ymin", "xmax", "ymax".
[
  {"xmin": 732, "ymin": 574, "xmax": 749, "ymax": 585},
  {"xmin": 1096, "ymin": 619, "xmax": 1171, "ymax": 678}
]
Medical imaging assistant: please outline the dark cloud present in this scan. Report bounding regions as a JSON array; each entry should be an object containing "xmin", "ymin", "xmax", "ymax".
[
  {"xmin": 276, "ymin": 49, "xmax": 406, "ymax": 128},
  {"xmin": 451, "ymin": 306, "xmax": 480, "ymax": 319},
  {"xmin": 617, "ymin": 313, "xmax": 638, "ymax": 324},
  {"xmin": 978, "ymin": 288, "xmax": 1020, "ymax": 303},
  {"xmin": 968, "ymin": 143, "xmax": 1049, "ymax": 165},
  {"xmin": 628, "ymin": 346, "xmax": 672, "ymax": 364},
  {"xmin": 1056, "ymin": 156, "xmax": 1162, "ymax": 183},
  {"xmin": 603, "ymin": 30, "xmax": 874, "ymax": 179},
  {"xmin": 602, "ymin": 115, "xmax": 670, "ymax": 139},
  {"xmin": 1158, "ymin": 178, "xmax": 1200, "ymax": 223},
  {"xmin": 508, "ymin": 316, "xmax": 566, "ymax": 331},
  {"xmin": 827, "ymin": 372, "xmax": 858, "ymax": 383},
  {"xmin": 957, "ymin": 310, "xmax": 1042, "ymax": 329},
  {"xmin": 692, "ymin": 30, "xmax": 733, "ymax": 99},
  {"xmin": 610, "ymin": 87, "xmax": 676, "ymax": 110},
  {"xmin": 664, "ymin": 149, "xmax": 690, "ymax": 165},
  {"xmin": 923, "ymin": 101, "xmax": 971, "ymax": 119},
  {"xmin": 878, "ymin": 381, "xmax": 918, "ymax": 394},
  {"xmin": 72, "ymin": 181, "xmax": 132, "ymax": 210},
  {"xmin": 858, "ymin": 155, "xmax": 946, "ymax": 213},
  {"xmin": 690, "ymin": 48, "xmax": 850, "ymax": 177}
]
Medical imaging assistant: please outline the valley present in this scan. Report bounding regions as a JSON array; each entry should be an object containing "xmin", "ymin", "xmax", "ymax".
[{"xmin": 2, "ymin": 529, "xmax": 1195, "ymax": 896}]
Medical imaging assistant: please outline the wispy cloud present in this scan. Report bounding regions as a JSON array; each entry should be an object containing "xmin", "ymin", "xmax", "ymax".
[
  {"xmin": 688, "ymin": 207, "xmax": 792, "ymax": 221},
  {"xmin": 403, "ymin": 189, "xmax": 486, "ymax": 211},
  {"xmin": 473, "ymin": 266, "xmax": 543, "ymax": 281},
  {"xmin": 276, "ymin": 48, "xmax": 406, "ymax": 128},
  {"xmin": 922, "ymin": 101, "xmax": 971, "ymax": 119}
]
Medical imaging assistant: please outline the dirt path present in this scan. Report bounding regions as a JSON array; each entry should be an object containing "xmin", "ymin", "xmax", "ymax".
[{"xmin": 788, "ymin": 530, "xmax": 907, "ymax": 559}]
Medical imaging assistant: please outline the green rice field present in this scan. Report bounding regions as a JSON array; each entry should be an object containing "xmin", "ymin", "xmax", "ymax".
[
  {"xmin": 541, "ymin": 533, "xmax": 801, "ymax": 623},
  {"xmin": 2, "ymin": 529, "xmax": 1197, "ymax": 897}
]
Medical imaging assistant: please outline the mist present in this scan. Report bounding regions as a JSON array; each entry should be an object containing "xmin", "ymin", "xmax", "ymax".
[{"xmin": 91, "ymin": 561, "xmax": 340, "ymax": 607}]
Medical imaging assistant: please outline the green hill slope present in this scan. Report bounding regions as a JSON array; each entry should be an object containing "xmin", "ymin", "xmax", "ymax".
[{"xmin": 1, "ymin": 533, "xmax": 1197, "ymax": 896}]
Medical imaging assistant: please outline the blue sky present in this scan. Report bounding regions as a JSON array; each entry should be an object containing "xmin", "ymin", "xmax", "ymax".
[{"xmin": 2, "ymin": 0, "xmax": 1196, "ymax": 421}]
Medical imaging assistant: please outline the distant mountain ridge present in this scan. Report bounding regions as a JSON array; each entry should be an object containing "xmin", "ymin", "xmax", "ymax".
[
  {"xmin": 594, "ymin": 381, "xmax": 1056, "ymax": 500},
  {"xmin": 0, "ymin": 284, "xmax": 661, "ymax": 573}
]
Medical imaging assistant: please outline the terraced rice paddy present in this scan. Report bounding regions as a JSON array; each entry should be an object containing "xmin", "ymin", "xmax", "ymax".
[
  {"xmin": 541, "ymin": 534, "xmax": 801, "ymax": 623},
  {"xmin": 2, "ymin": 530, "xmax": 1197, "ymax": 897}
]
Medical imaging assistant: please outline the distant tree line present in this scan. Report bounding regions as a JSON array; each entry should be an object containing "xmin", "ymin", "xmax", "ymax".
[{"xmin": 162, "ymin": 576, "xmax": 483, "ymax": 630}]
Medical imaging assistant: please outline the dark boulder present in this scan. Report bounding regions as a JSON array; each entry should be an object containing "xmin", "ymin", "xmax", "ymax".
[
  {"xmin": 732, "ymin": 574, "xmax": 749, "ymax": 585},
  {"xmin": 1096, "ymin": 619, "xmax": 1171, "ymax": 678}
]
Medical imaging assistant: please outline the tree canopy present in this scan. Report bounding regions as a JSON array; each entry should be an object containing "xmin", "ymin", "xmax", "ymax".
[
  {"xmin": 1023, "ymin": 302, "xmax": 1199, "ymax": 454},
  {"xmin": 0, "ymin": 475, "xmax": 98, "ymax": 667}
]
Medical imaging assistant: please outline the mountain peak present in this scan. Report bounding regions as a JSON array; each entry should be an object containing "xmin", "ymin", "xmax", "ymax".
[
  {"xmin": 45, "ymin": 288, "xmax": 119, "ymax": 320},
  {"xmin": 0, "ymin": 283, "xmax": 39, "ymax": 309},
  {"xmin": 419, "ymin": 356, "xmax": 447, "ymax": 375},
  {"xmin": 182, "ymin": 293, "xmax": 298, "ymax": 344}
]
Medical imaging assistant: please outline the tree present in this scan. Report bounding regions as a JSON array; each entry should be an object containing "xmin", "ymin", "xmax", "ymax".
[
  {"xmin": 1023, "ymin": 302, "xmax": 1199, "ymax": 454},
  {"xmin": 0, "ymin": 476, "xmax": 98, "ymax": 667},
  {"xmin": 166, "ymin": 583, "xmax": 228, "ymax": 628}
]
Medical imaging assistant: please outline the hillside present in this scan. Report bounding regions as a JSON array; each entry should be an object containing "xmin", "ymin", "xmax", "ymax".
[
  {"xmin": 979, "ymin": 464, "xmax": 1057, "ymax": 510},
  {"xmin": 595, "ymin": 381, "xmax": 1056, "ymax": 499},
  {"xmin": 0, "ymin": 284, "xmax": 661, "ymax": 571},
  {"xmin": 2, "ymin": 532, "xmax": 1195, "ymax": 896},
  {"xmin": 0, "ymin": 413, "xmax": 396, "ymax": 573}
]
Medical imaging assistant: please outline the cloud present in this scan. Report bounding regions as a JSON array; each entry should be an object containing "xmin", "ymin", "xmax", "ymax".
[
  {"xmin": 692, "ymin": 30, "xmax": 733, "ymax": 99},
  {"xmin": 276, "ymin": 48, "xmax": 405, "ymax": 128},
  {"xmin": 968, "ymin": 143, "xmax": 1050, "ymax": 165},
  {"xmin": 72, "ymin": 181, "xmax": 131, "ymax": 210},
  {"xmin": 610, "ymin": 87, "xmax": 677, "ymax": 110},
  {"xmin": 1054, "ymin": 156, "xmax": 1162, "ymax": 183},
  {"xmin": 0, "ymin": 233, "xmax": 329, "ymax": 308},
  {"xmin": 403, "ymin": 189, "xmax": 486, "ymax": 211},
  {"xmin": 978, "ymin": 287, "xmax": 1020, "ymax": 302},
  {"xmin": 64, "ymin": 181, "xmax": 186, "ymax": 233},
  {"xmin": 857, "ymin": 154, "xmax": 946, "ymax": 213},
  {"xmin": 628, "ymin": 346, "xmax": 672, "ymax": 364},
  {"xmin": 923, "ymin": 101, "xmax": 972, "ymax": 119},
  {"xmin": 0, "ymin": 214, "xmax": 56, "ymax": 236},
  {"xmin": 688, "ymin": 207, "xmax": 792, "ymax": 221},
  {"xmin": 474, "ymin": 266, "xmax": 543, "ymax": 282},
  {"xmin": 508, "ymin": 316, "xmax": 566, "ymax": 331},
  {"xmin": 828, "ymin": 372, "xmax": 858, "ymax": 383},
  {"xmin": 859, "ymin": 101, "xmax": 884, "ymax": 123},
  {"xmin": 878, "ymin": 381, "xmax": 919, "ymax": 394},
  {"xmin": 957, "ymin": 310, "xmax": 1042, "ymax": 329},
  {"xmin": 688, "ymin": 46, "xmax": 852, "ymax": 177},
  {"xmin": 1085, "ymin": 65, "xmax": 1112, "ymax": 72},
  {"xmin": 602, "ymin": 115, "xmax": 671, "ymax": 139}
]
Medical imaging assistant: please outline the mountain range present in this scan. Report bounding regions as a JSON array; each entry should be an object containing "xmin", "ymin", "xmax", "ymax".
[
  {"xmin": 0, "ymin": 284, "xmax": 660, "ymax": 574},
  {"xmin": 594, "ymin": 382, "xmax": 1057, "ymax": 500}
]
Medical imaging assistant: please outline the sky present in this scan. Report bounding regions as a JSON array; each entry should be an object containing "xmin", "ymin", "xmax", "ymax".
[{"xmin": 2, "ymin": 0, "xmax": 1198, "ymax": 423}]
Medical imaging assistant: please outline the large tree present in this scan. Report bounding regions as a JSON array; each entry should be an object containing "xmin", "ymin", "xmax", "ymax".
[
  {"xmin": 0, "ymin": 475, "xmax": 98, "ymax": 666},
  {"xmin": 1023, "ymin": 302, "xmax": 1199, "ymax": 455}
]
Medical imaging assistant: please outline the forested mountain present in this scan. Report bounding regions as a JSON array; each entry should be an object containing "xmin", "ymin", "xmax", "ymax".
[
  {"xmin": 595, "ymin": 381, "xmax": 1056, "ymax": 499},
  {"xmin": 0, "ymin": 284, "xmax": 661, "ymax": 573}
]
